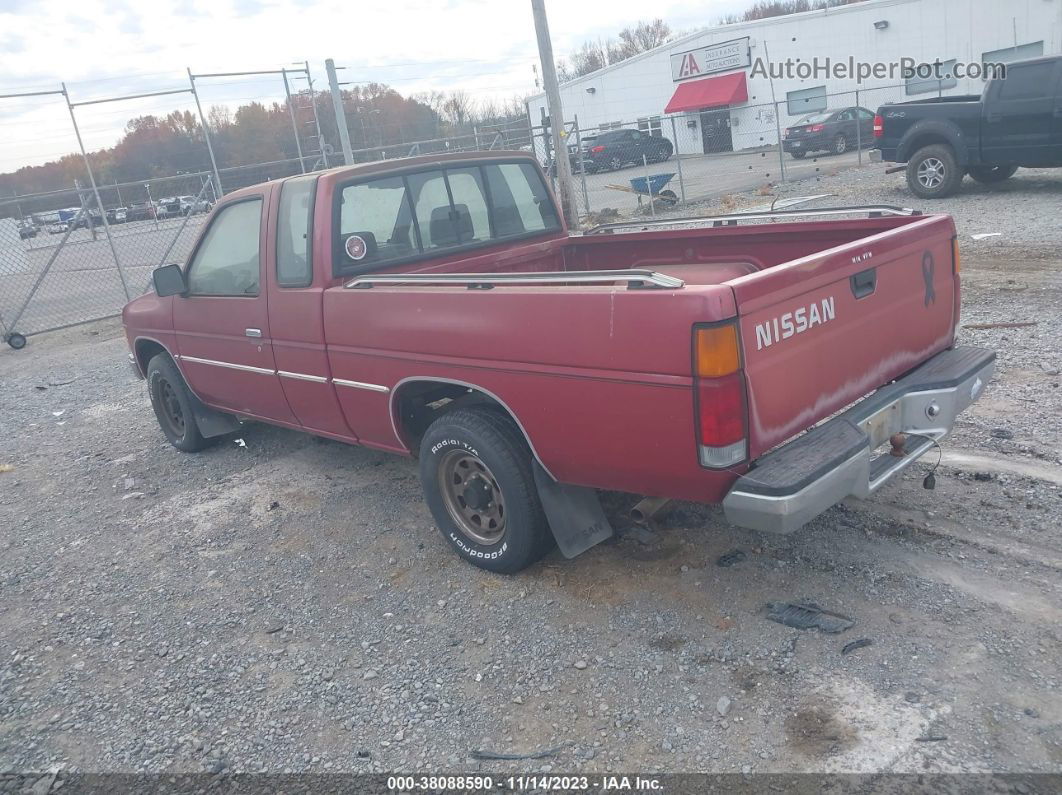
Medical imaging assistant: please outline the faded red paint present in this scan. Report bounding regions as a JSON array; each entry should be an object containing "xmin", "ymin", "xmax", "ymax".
[{"xmin": 123, "ymin": 152, "xmax": 961, "ymax": 505}]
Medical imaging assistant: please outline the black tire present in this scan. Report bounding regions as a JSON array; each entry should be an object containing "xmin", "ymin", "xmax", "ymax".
[
  {"xmin": 146, "ymin": 353, "xmax": 216, "ymax": 452},
  {"xmin": 607, "ymin": 155, "xmax": 624, "ymax": 171},
  {"xmin": 6, "ymin": 332, "xmax": 27, "ymax": 350},
  {"xmin": 833, "ymin": 134, "xmax": 848, "ymax": 155},
  {"xmin": 790, "ymin": 151, "xmax": 807, "ymax": 160},
  {"xmin": 419, "ymin": 408, "xmax": 554, "ymax": 574},
  {"xmin": 968, "ymin": 164, "xmax": 1018, "ymax": 185},
  {"xmin": 906, "ymin": 144, "xmax": 963, "ymax": 199}
]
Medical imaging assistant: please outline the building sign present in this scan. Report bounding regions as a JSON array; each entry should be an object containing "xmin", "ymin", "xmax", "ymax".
[{"xmin": 671, "ymin": 37, "xmax": 751, "ymax": 82}]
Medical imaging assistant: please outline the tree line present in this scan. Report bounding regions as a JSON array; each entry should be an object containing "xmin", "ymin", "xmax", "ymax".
[{"xmin": 0, "ymin": 85, "xmax": 529, "ymax": 218}]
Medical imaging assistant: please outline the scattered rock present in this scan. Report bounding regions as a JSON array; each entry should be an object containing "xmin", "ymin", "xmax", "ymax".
[{"xmin": 717, "ymin": 696, "xmax": 732, "ymax": 717}]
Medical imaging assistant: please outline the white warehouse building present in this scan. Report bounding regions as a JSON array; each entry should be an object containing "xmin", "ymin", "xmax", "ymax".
[{"xmin": 527, "ymin": 0, "xmax": 1062, "ymax": 157}]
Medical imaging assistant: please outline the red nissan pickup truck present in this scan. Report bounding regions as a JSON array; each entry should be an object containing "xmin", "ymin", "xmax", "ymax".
[{"xmin": 123, "ymin": 151, "xmax": 993, "ymax": 573}]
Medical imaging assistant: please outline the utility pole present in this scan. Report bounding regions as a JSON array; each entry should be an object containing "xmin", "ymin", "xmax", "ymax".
[
  {"xmin": 325, "ymin": 59, "xmax": 354, "ymax": 165},
  {"xmin": 531, "ymin": 0, "xmax": 578, "ymax": 228}
]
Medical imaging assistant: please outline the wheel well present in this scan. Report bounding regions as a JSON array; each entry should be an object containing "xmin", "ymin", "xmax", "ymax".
[
  {"xmin": 903, "ymin": 134, "xmax": 956, "ymax": 161},
  {"xmin": 393, "ymin": 380, "xmax": 532, "ymax": 458},
  {"xmin": 134, "ymin": 338, "xmax": 167, "ymax": 373}
]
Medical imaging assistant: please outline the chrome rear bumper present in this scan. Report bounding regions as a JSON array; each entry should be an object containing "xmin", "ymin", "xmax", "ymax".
[{"xmin": 723, "ymin": 346, "xmax": 995, "ymax": 534}]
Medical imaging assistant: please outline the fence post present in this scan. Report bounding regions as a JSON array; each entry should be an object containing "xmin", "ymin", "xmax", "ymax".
[
  {"xmin": 772, "ymin": 100, "xmax": 787, "ymax": 184},
  {"xmin": 63, "ymin": 83, "xmax": 131, "ymax": 302},
  {"xmin": 282, "ymin": 68, "xmax": 307, "ymax": 173},
  {"xmin": 304, "ymin": 61, "xmax": 328, "ymax": 169},
  {"xmin": 642, "ymin": 155, "xmax": 655, "ymax": 219},
  {"xmin": 573, "ymin": 115, "xmax": 590, "ymax": 217},
  {"xmin": 187, "ymin": 69, "xmax": 224, "ymax": 197},
  {"xmin": 669, "ymin": 116, "xmax": 686, "ymax": 203},
  {"xmin": 855, "ymin": 88, "xmax": 862, "ymax": 166}
]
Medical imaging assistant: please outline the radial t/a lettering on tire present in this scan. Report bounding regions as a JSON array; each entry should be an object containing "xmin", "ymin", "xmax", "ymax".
[
  {"xmin": 419, "ymin": 408, "xmax": 554, "ymax": 574},
  {"xmin": 146, "ymin": 353, "xmax": 218, "ymax": 453}
]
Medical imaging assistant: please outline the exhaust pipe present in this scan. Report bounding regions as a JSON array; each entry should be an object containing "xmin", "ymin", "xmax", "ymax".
[{"xmin": 630, "ymin": 496, "xmax": 671, "ymax": 525}]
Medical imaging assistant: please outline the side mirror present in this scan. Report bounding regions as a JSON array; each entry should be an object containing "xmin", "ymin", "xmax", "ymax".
[{"xmin": 153, "ymin": 263, "xmax": 188, "ymax": 297}]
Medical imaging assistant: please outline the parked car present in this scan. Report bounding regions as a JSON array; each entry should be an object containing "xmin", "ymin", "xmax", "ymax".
[
  {"xmin": 124, "ymin": 151, "xmax": 993, "ymax": 574},
  {"xmin": 126, "ymin": 202, "xmax": 156, "ymax": 222},
  {"xmin": 582, "ymin": 128, "xmax": 673, "ymax": 172},
  {"xmin": 107, "ymin": 207, "xmax": 128, "ymax": 224},
  {"xmin": 874, "ymin": 55, "xmax": 1062, "ymax": 198},
  {"xmin": 783, "ymin": 106, "xmax": 876, "ymax": 158},
  {"xmin": 17, "ymin": 220, "xmax": 37, "ymax": 239}
]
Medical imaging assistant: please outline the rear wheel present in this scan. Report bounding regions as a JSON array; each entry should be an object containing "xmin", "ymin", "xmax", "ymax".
[
  {"xmin": 968, "ymin": 164, "xmax": 1018, "ymax": 185},
  {"xmin": 833, "ymin": 134, "xmax": 848, "ymax": 154},
  {"xmin": 146, "ymin": 353, "xmax": 217, "ymax": 452},
  {"xmin": 419, "ymin": 408, "xmax": 554, "ymax": 574},
  {"xmin": 906, "ymin": 144, "xmax": 963, "ymax": 199},
  {"xmin": 790, "ymin": 151, "xmax": 807, "ymax": 160},
  {"xmin": 607, "ymin": 155, "xmax": 624, "ymax": 171}
]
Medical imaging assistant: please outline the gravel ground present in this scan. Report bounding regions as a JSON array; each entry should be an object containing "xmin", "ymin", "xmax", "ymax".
[{"xmin": 2, "ymin": 167, "xmax": 1061, "ymax": 779}]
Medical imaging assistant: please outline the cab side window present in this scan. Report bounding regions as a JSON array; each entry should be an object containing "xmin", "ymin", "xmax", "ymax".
[
  {"xmin": 186, "ymin": 199, "xmax": 262, "ymax": 296},
  {"xmin": 277, "ymin": 176, "xmax": 316, "ymax": 287}
]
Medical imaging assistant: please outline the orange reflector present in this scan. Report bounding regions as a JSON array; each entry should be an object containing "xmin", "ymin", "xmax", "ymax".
[
  {"xmin": 952, "ymin": 238, "xmax": 961, "ymax": 273},
  {"xmin": 695, "ymin": 324, "xmax": 741, "ymax": 377}
]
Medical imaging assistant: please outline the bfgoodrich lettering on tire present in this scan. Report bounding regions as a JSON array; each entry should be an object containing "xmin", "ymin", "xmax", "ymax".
[{"xmin": 419, "ymin": 408, "xmax": 554, "ymax": 574}]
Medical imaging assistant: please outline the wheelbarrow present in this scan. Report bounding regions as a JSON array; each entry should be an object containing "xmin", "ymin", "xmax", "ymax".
[{"xmin": 605, "ymin": 172, "xmax": 679, "ymax": 207}]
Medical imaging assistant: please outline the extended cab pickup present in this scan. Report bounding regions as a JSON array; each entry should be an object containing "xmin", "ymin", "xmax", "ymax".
[
  {"xmin": 874, "ymin": 55, "xmax": 1062, "ymax": 198},
  {"xmin": 123, "ymin": 151, "xmax": 994, "ymax": 573}
]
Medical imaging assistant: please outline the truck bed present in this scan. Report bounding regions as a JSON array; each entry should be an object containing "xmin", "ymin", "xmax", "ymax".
[{"xmin": 323, "ymin": 207, "xmax": 959, "ymax": 502}]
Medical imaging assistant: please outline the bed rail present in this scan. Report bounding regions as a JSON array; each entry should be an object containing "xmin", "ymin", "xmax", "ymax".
[
  {"xmin": 583, "ymin": 204, "xmax": 921, "ymax": 235},
  {"xmin": 345, "ymin": 269, "xmax": 685, "ymax": 290}
]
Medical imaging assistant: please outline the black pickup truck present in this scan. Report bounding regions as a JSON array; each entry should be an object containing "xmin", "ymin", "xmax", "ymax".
[{"xmin": 874, "ymin": 55, "xmax": 1062, "ymax": 198}]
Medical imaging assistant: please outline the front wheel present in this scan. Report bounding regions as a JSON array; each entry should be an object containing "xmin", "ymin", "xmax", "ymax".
[
  {"xmin": 968, "ymin": 164, "xmax": 1018, "ymax": 185},
  {"xmin": 906, "ymin": 144, "xmax": 963, "ymax": 199},
  {"xmin": 419, "ymin": 408, "xmax": 554, "ymax": 574},
  {"xmin": 146, "ymin": 353, "xmax": 217, "ymax": 452}
]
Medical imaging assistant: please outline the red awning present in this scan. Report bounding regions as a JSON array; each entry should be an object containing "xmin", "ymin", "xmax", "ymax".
[{"xmin": 665, "ymin": 71, "xmax": 748, "ymax": 114}]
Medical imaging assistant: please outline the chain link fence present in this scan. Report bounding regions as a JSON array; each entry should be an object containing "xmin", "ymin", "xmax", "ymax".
[
  {"xmin": 1, "ymin": 71, "xmax": 919, "ymax": 349},
  {"xmin": 537, "ymin": 84, "xmax": 911, "ymax": 222}
]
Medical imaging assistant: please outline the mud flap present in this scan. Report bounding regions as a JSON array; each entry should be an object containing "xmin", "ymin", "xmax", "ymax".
[
  {"xmin": 189, "ymin": 397, "xmax": 242, "ymax": 439},
  {"xmin": 532, "ymin": 461, "xmax": 613, "ymax": 558}
]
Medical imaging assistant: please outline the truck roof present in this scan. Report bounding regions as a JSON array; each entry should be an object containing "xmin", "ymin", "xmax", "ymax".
[{"xmin": 221, "ymin": 150, "xmax": 540, "ymax": 202}]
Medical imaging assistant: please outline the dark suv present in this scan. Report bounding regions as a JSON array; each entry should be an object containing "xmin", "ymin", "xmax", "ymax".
[
  {"xmin": 583, "ymin": 129, "xmax": 673, "ymax": 172},
  {"xmin": 783, "ymin": 107, "xmax": 875, "ymax": 158}
]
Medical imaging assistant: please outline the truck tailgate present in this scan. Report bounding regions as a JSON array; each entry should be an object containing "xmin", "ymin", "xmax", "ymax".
[{"xmin": 733, "ymin": 214, "xmax": 959, "ymax": 458}]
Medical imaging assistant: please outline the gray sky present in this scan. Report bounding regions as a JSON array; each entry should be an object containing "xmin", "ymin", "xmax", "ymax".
[{"xmin": 0, "ymin": 0, "xmax": 749, "ymax": 171}]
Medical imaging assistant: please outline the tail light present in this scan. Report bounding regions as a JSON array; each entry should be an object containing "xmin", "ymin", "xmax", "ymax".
[
  {"xmin": 952, "ymin": 237, "xmax": 961, "ymax": 273},
  {"xmin": 873, "ymin": 114, "xmax": 884, "ymax": 137},
  {"xmin": 693, "ymin": 323, "xmax": 747, "ymax": 468},
  {"xmin": 590, "ymin": 145, "xmax": 605, "ymax": 153},
  {"xmin": 782, "ymin": 128, "xmax": 789, "ymax": 139},
  {"xmin": 809, "ymin": 124, "xmax": 825, "ymax": 133}
]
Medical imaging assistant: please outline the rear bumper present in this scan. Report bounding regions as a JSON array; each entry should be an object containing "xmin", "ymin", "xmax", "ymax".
[{"xmin": 722, "ymin": 346, "xmax": 995, "ymax": 534}]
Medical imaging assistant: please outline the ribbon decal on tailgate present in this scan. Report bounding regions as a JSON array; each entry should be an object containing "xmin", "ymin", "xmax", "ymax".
[{"xmin": 922, "ymin": 251, "xmax": 936, "ymax": 307}]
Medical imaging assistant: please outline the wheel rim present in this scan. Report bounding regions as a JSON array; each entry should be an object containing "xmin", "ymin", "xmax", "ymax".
[
  {"xmin": 918, "ymin": 157, "xmax": 946, "ymax": 189},
  {"xmin": 835, "ymin": 136, "xmax": 846, "ymax": 153},
  {"xmin": 437, "ymin": 450, "xmax": 506, "ymax": 545},
  {"xmin": 157, "ymin": 378, "xmax": 186, "ymax": 437},
  {"xmin": 609, "ymin": 156, "xmax": 622, "ymax": 170}
]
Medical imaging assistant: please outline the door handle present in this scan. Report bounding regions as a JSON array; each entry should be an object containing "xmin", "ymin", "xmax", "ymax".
[
  {"xmin": 245, "ymin": 328, "xmax": 262, "ymax": 338},
  {"xmin": 850, "ymin": 267, "xmax": 877, "ymax": 299}
]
